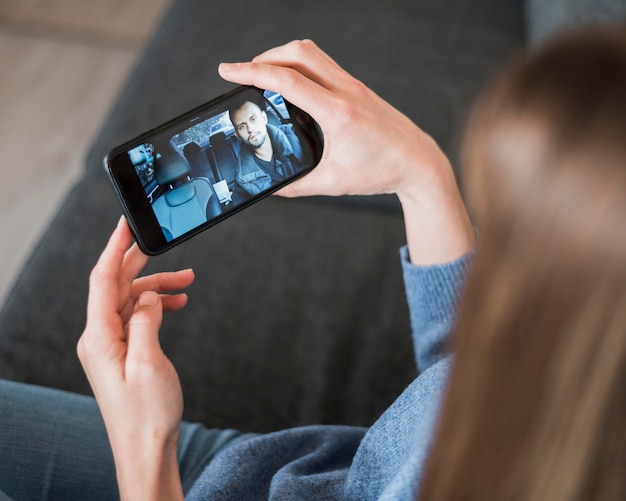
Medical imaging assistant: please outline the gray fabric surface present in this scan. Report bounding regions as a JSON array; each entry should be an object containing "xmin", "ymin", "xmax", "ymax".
[
  {"xmin": 0, "ymin": 175, "xmax": 413, "ymax": 431},
  {"xmin": 0, "ymin": 0, "xmax": 524, "ymax": 432},
  {"xmin": 86, "ymin": 0, "xmax": 525, "ymax": 184},
  {"xmin": 526, "ymin": 0, "xmax": 626, "ymax": 46}
]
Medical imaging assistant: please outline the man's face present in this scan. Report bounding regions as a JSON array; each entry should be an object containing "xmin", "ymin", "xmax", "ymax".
[{"xmin": 231, "ymin": 101, "xmax": 268, "ymax": 149}]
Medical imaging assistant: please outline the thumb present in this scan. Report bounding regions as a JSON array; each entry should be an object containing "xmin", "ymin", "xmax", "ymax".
[{"xmin": 126, "ymin": 291, "xmax": 164, "ymax": 365}]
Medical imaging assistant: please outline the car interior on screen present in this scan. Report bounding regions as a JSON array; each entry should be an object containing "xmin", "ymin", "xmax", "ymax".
[{"xmin": 126, "ymin": 91, "xmax": 303, "ymax": 241}]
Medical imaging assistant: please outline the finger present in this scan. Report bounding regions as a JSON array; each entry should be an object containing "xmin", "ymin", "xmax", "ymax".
[
  {"xmin": 160, "ymin": 293, "xmax": 189, "ymax": 313},
  {"xmin": 272, "ymin": 157, "xmax": 345, "ymax": 198},
  {"xmin": 272, "ymin": 178, "xmax": 316, "ymax": 198},
  {"xmin": 125, "ymin": 291, "xmax": 164, "ymax": 372},
  {"xmin": 120, "ymin": 268, "xmax": 195, "ymax": 323},
  {"xmin": 255, "ymin": 40, "xmax": 341, "ymax": 69},
  {"xmin": 219, "ymin": 60, "xmax": 336, "ymax": 125},
  {"xmin": 87, "ymin": 217, "xmax": 134, "ymax": 326},
  {"xmin": 131, "ymin": 269, "xmax": 193, "ymax": 314},
  {"xmin": 251, "ymin": 40, "xmax": 348, "ymax": 91},
  {"xmin": 119, "ymin": 242, "xmax": 150, "ymax": 298},
  {"xmin": 130, "ymin": 269, "xmax": 195, "ymax": 300}
]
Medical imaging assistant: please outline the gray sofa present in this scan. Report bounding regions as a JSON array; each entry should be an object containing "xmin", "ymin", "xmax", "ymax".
[{"xmin": 0, "ymin": 0, "xmax": 621, "ymax": 433}]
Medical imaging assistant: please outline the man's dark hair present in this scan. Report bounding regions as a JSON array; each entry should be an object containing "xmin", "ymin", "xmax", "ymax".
[{"xmin": 228, "ymin": 90, "xmax": 266, "ymax": 126}]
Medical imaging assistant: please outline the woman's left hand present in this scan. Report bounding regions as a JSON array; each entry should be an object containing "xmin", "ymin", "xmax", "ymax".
[{"xmin": 77, "ymin": 217, "xmax": 194, "ymax": 501}]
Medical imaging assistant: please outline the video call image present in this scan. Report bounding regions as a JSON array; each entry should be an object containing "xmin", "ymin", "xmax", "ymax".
[{"xmin": 126, "ymin": 91, "xmax": 307, "ymax": 242}]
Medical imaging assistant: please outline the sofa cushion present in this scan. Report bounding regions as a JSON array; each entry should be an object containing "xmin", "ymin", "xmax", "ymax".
[
  {"xmin": 86, "ymin": 0, "xmax": 525, "ymax": 186},
  {"xmin": 0, "ymin": 0, "xmax": 525, "ymax": 432},
  {"xmin": 0, "ymin": 174, "xmax": 414, "ymax": 431}
]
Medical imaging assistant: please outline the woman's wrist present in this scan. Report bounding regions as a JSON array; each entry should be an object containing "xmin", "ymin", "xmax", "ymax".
[
  {"xmin": 396, "ymin": 156, "xmax": 475, "ymax": 266},
  {"xmin": 113, "ymin": 435, "xmax": 184, "ymax": 501}
]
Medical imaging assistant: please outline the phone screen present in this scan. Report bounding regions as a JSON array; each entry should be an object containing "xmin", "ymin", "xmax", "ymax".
[{"xmin": 105, "ymin": 86, "xmax": 323, "ymax": 255}]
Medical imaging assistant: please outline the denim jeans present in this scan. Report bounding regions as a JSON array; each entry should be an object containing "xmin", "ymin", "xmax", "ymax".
[{"xmin": 0, "ymin": 380, "xmax": 245, "ymax": 500}]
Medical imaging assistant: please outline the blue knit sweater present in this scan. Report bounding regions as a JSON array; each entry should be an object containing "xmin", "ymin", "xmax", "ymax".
[{"xmin": 187, "ymin": 247, "xmax": 472, "ymax": 500}]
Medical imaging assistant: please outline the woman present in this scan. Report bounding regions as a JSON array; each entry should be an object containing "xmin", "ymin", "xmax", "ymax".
[
  {"xmin": 418, "ymin": 27, "xmax": 626, "ymax": 501},
  {"xmin": 0, "ymin": 28, "xmax": 624, "ymax": 501}
]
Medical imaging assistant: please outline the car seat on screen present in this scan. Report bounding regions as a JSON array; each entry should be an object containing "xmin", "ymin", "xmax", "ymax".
[
  {"xmin": 151, "ymin": 153, "xmax": 222, "ymax": 241},
  {"xmin": 182, "ymin": 141, "xmax": 218, "ymax": 183},
  {"xmin": 207, "ymin": 130, "xmax": 254, "ymax": 205},
  {"xmin": 207, "ymin": 132, "xmax": 238, "ymax": 188}
]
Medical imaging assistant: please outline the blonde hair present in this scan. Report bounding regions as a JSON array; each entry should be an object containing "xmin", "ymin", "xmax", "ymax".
[{"xmin": 419, "ymin": 27, "xmax": 626, "ymax": 501}]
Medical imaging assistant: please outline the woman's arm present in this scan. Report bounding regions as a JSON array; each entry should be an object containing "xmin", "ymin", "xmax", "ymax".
[
  {"xmin": 77, "ymin": 217, "xmax": 194, "ymax": 501},
  {"xmin": 77, "ymin": 40, "xmax": 474, "ymax": 499},
  {"xmin": 218, "ymin": 40, "xmax": 475, "ymax": 265}
]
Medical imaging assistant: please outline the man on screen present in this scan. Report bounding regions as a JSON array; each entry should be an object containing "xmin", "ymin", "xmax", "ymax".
[{"xmin": 228, "ymin": 96, "xmax": 304, "ymax": 195}]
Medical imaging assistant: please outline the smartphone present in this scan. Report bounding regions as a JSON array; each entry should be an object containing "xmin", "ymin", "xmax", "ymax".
[{"xmin": 105, "ymin": 85, "xmax": 324, "ymax": 255}]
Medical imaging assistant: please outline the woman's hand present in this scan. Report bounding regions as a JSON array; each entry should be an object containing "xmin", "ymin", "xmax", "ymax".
[
  {"xmin": 77, "ymin": 217, "xmax": 194, "ymax": 501},
  {"xmin": 219, "ymin": 40, "xmax": 475, "ymax": 264},
  {"xmin": 219, "ymin": 40, "xmax": 445, "ymax": 198}
]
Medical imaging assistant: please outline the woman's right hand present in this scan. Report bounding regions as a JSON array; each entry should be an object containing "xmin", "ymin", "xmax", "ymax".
[
  {"xmin": 219, "ymin": 40, "xmax": 475, "ymax": 264},
  {"xmin": 219, "ymin": 40, "xmax": 451, "ymax": 201}
]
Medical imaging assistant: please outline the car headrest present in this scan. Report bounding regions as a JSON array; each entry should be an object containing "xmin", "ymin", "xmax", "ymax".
[
  {"xmin": 183, "ymin": 142, "xmax": 201, "ymax": 156},
  {"xmin": 210, "ymin": 132, "xmax": 227, "ymax": 145},
  {"xmin": 154, "ymin": 154, "xmax": 191, "ymax": 185}
]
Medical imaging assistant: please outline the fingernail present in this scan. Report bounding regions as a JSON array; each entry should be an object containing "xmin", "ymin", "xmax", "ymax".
[
  {"xmin": 218, "ymin": 62, "xmax": 237, "ymax": 74},
  {"xmin": 139, "ymin": 291, "xmax": 158, "ymax": 306}
]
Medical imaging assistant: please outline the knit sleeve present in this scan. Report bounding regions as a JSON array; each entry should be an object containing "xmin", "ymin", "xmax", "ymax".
[{"xmin": 400, "ymin": 246, "xmax": 473, "ymax": 373}]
